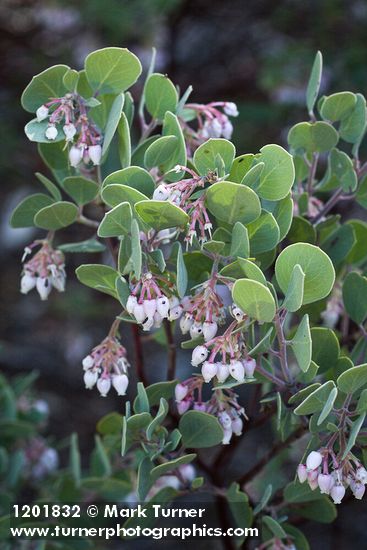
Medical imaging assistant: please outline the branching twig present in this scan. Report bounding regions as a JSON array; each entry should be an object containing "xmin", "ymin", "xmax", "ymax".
[{"xmin": 236, "ymin": 426, "xmax": 306, "ymax": 487}]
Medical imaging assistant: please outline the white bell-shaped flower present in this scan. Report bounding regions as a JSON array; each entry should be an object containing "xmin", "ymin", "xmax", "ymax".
[
  {"xmin": 112, "ymin": 374, "xmax": 129, "ymax": 396},
  {"xmin": 20, "ymin": 272, "xmax": 36, "ymax": 294},
  {"xmin": 45, "ymin": 125, "xmax": 58, "ymax": 140},
  {"xmin": 84, "ymin": 370, "xmax": 98, "ymax": 389},
  {"xmin": 88, "ymin": 144, "xmax": 102, "ymax": 165},
  {"xmin": 306, "ymin": 451, "xmax": 323, "ymax": 471},
  {"xmin": 229, "ymin": 359, "xmax": 245, "ymax": 382},
  {"xmin": 202, "ymin": 321, "xmax": 218, "ymax": 341},
  {"xmin": 191, "ymin": 345, "xmax": 208, "ymax": 366},
  {"xmin": 97, "ymin": 377, "xmax": 111, "ymax": 397}
]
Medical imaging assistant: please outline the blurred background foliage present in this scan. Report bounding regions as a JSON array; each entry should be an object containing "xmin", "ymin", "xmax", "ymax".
[{"xmin": 1, "ymin": 1, "xmax": 367, "ymax": 546}]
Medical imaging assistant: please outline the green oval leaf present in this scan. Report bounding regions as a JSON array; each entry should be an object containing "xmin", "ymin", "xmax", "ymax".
[
  {"xmin": 257, "ymin": 144, "xmax": 295, "ymax": 200},
  {"xmin": 179, "ymin": 411, "xmax": 223, "ymax": 448},
  {"xmin": 85, "ymin": 47, "xmax": 142, "ymax": 94},
  {"xmin": 103, "ymin": 166, "xmax": 155, "ymax": 196},
  {"xmin": 232, "ymin": 279, "xmax": 276, "ymax": 323},
  {"xmin": 337, "ymin": 364, "xmax": 367, "ymax": 395},
  {"xmin": 10, "ymin": 193, "xmax": 55, "ymax": 228},
  {"xmin": 98, "ymin": 202, "xmax": 132, "ymax": 237},
  {"xmin": 21, "ymin": 65, "xmax": 69, "ymax": 113},
  {"xmin": 343, "ymin": 272, "xmax": 367, "ymax": 325},
  {"xmin": 306, "ymin": 51, "xmax": 323, "ymax": 115},
  {"xmin": 275, "ymin": 243, "xmax": 335, "ymax": 305},
  {"xmin": 247, "ymin": 210, "xmax": 280, "ymax": 255},
  {"xmin": 290, "ymin": 315, "xmax": 312, "ymax": 372},
  {"xmin": 294, "ymin": 381, "xmax": 336, "ymax": 415},
  {"xmin": 205, "ymin": 181, "xmax": 261, "ymax": 225},
  {"xmin": 63, "ymin": 176, "xmax": 99, "ymax": 206},
  {"xmin": 144, "ymin": 135, "xmax": 178, "ymax": 170},
  {"xmin": 101, "ymin": 184, "xmax": 148, "ymax": 208},
  {"xmin": 320, "ymin": 91, "xmax": 357, "ymax": 122},
  {"xmin": 145, "ymin": 73, "xmax": 178, "ymax": 120},
  {"xmin": 75, "ymin": 264, "xmax": 119, "ymax": 298},
  {"xmin": 288, "ymin": 121, "xmax": 339, "ymax": 154},
  {"xmin": 194, "ymin": 138, "xmax": 235, "ymax": 175},
  {"xmin": 135, "ymin": 200, "xmax": 189, "ymax": 230},
  {"xmin": 34, "ymin": 201, "xmax": 78, "ymax": 230}
]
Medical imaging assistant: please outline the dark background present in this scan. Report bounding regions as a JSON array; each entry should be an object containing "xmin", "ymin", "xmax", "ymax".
[{"xmin": 1, "ymin": 1, "xmax": 367, "ymax": 547}]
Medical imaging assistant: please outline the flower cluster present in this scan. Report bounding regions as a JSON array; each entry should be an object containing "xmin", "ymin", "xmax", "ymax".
[
  {"xmin": 82, "ymin": 335, "xmax": 130, "ymax": 397},
  {"xmin": 36, "ymin": 94, "xmax": 102, "ymax": 168},
  {"xmin": 179, "ymin": 277, "xmax": 226, "ymax": 341},
  {"xmin": 190, "ymin": 310, "xmax": 256, "ymax": 385},
  {"xmin": 153, "ymin": 166, "xmax": 215, "ymax": 246},
  {"xmin": 175, "ymin": 380, "xmax": 246, "ymax": 445},
  {"xmin": 180, "ymin": 101, "xmax": 238, "ymax": 153},
  {"xmin": 20, "ymin": 241, "xmax": 66, "ymax": 300},
  {"xmin": 297, "ymin": 450, "xmax": 367, "ymax": 504},
  {"xmin": 126, "ymin": 272, "xmax": 181, "ymax": 330}
]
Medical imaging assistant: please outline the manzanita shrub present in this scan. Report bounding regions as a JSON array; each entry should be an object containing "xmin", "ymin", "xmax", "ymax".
[{"xmin": 8, "ymin": 47, "xmax": 367, "ymax": 547}]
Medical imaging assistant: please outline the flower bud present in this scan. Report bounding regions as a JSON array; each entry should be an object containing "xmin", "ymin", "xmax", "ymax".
[
  {"xmin": 318, "ymin": 473, "xmax": 334, "ymax": 494},
  {"xmin": 63, "ymin": 123, "xmax": 77, "ymax": 141},
  {"xmin": 231, "ymin": 416, "xmax": 243, "ymax": 436},
  {"xmin": 210, "ymin": 118, "xmax": 223, "ymax": 137},
  {"xmin": 45, "ymin": 125, "xmax": 58, "ymax": 140},
  {"xmin": 307, "ymin": 469, "xmax": 319, "ymax": 490},
  {"xmin": 191, "ymin": 345, "xmax": 208, "ymax": 366},
  {"xmin": 202, "ymin": 321, "xmax": 218, "ymax": 341},
  {"xmin": 222, "ymin": 119, "xmax": 233, "ymax": 139},
  {"xmin": 179, "ymin": 464, "xmax": 196, "ymax": 482},
  {"xmin": 180, "ymin": 313, "xmax": 194, "ymax": 334},
  {"xmin": 243, "ymin": 358, "xmax": 256, "ymax": 377},
  {"xmin": 126, "ymin": 294, "xmax": 138, "ymax": 314},
  {"xmin": 36, "ymin": 276, "xmax": 51, "ymax": 300},
  {"xmin": 175, "ymin": 383, "xmax": 188, "ymax": 402},
  {"xmin": 355, "ymin": 466, "xmax": 367, "ymax": 484},
  {"xmin": 69, "ymin": 145, "xmax": 83, "ymax": 167},
  {"xmin": 218, "ymin": 411, "xmax": 232, "ymax": 429},
  {"xmin": 181, "ymin": 296, "xmax": 193, "ymax": 311},
  {"xmin": 223, "ymin": 102, "xmax": 239, "ymax": 117},
  {"xmin": 168, "ymin": 305, "xmax": 183, "ymax": 321},
  {"xmin": 133, "ymin": 303, "xmax": 147, "ymax": 323},
  {"xmin": 352, "ymin": 481, "xmax": 365, "ymax": 500},
  {"xmin": 297, "ymin": 464, "xmax": 307, "ymax": 484},
  {"xmin": 51, "ymin": 272, "xmax": 66, "ymax": 292},
  {"xmin": 84, "ymin": 370, "xmax": 98, "ymax": 389},
  {"xmin": 201, "ymin": 361, "xmax": 217, "ymax": 383},
  {"xmin": 82, "ymin": 355, "xmax": 94, "ymax": 370},
  {"xmin": 330, "ymin": 483, "xmax": 345, "ymax": 504},
  {"xmin": 222, "ymin": 427, "xmax": 233, "ymax": 445},
  {"xmin": 88, "ymin": 144, "xmax": 102, "ymax": 165},
  {"xmin": 306, "ymin": 451, "xmax": 323, "ymax": 471},
  {"xmin": 36, "ymin": 105, "xmax": 49, "ymax": 122},
  {"xmin": 190, "ymin": 322, "xmax": 203, "ymax": 339},
  {"xmin": 216, "ymin": 362, "xmax": 229, "ymax": 383},
  {"xmin": 177, "ymin": 399, "xmax": 191, "ymax": 415},
  {"xmin": 231, "ymin": 305, "xmax": 246, "ymax": 322},
  {"xmin": 143, "ymin": 299, "xmax": 157, "ymax": 319},
  {"xmin": 156, "ymin": 296, "xmax": 170, "ymax": 318},
  {"xmin": 153, "ymin": 184, "xmax": 171, "ymax": 201},
  {"xmin": 97, "ymin": 377, "xmax": 111, "ymax": 397},
  {"xmin": 112, "ymin": 374, "xmax": 129, "ymax": 396},
  {"xmin": 169, "ymin": 296, "xmax": 180, "ymax": 308},
  {"xmin": 20, "ymin": 272, "xmax": 36, "ymax": 294},
  {"xmin": 229, "ymin": 360, "xmax": 245, "ymax": 382}
]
